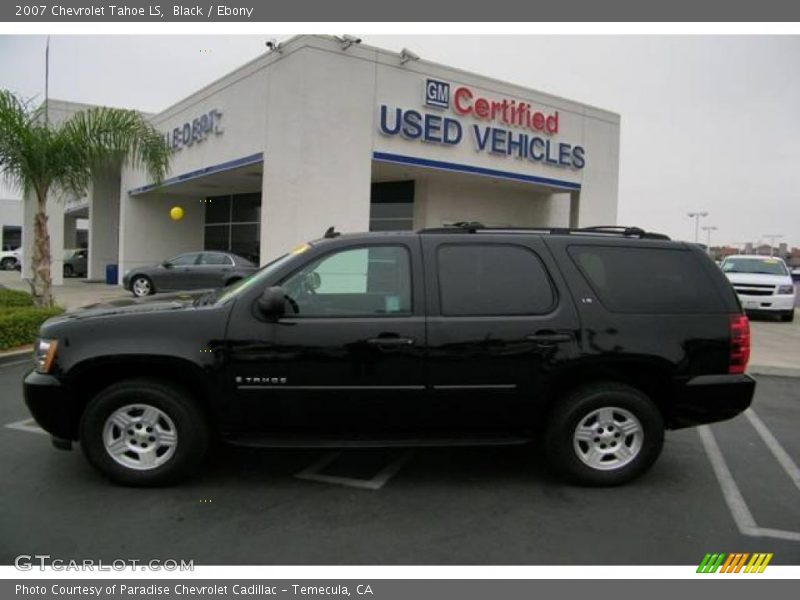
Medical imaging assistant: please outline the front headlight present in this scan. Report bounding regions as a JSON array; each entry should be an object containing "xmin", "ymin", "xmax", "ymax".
[
  {"xmin": 34, "ymin": 338, "xmax": 58, "ymax": 374},
  {"xmin": 778, "ymin": 285, "xmax": 795, "ymax": 295}
]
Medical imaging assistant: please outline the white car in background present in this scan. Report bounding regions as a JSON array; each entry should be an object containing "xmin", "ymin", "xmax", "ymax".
[
  {"xmin": 0, "ymin": 247, "xmax": 21, "ymax": 271},
  {"xmin": 721, "ymin": 255, "xmax": 796, "ymax": 322}
]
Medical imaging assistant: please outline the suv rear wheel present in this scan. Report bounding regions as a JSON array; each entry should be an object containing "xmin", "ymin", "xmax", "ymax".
[
  {"xmin": 80, "ymin": 379, "xmax": 209, "ymax": 486},
  {"xmin": 545, "ymin": 382, "xmax": 664, "ymax": 486}
]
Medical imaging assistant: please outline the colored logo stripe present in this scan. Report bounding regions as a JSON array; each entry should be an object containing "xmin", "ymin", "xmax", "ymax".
[{"xmin": 697, "ymin": 553, "xmax": 773, "ymax": 573}]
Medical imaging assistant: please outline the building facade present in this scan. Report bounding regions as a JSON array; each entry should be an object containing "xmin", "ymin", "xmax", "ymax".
[{"xmin": 22, "ymin": 35, "xmax": 621, "ymax": 284}]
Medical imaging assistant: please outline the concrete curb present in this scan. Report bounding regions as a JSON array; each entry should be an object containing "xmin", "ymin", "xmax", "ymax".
[
  {"xmin": 748, "ymin": 365, "xmax": 800, "ymax": 379},
  {"xmin": 0, "ymin": 346, "xmax": 32, "ymax": 366}
]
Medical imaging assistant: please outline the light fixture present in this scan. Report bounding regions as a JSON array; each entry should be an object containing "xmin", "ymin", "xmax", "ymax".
[
  {"xmin": 336, "ymin": 35, "xmax": 362, "ymax": 50},
  {"xmin": 265, "ymin": 39, "xmax": 283, "ymax": 54},
  {"xmin": 400, "ymin": 48, "xmax": 420, "ymax": 65}
]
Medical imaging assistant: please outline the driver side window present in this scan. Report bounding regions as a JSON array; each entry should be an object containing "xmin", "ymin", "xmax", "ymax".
[{"xmin": 281, "ymin": 246, "xmax": 412, "ymax": 317}]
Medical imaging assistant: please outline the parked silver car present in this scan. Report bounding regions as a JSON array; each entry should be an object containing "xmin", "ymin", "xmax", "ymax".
[{"xmin": 122, "ymin": 251, "xmax": 258, "ymax": 297}]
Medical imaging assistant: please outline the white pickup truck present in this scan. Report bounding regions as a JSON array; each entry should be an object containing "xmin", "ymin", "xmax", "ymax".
[{"xmin": 721, "ymin": 255, "xmax": 796, "ymax": 322}]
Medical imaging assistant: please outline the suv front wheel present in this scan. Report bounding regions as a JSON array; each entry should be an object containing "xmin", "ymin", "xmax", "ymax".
[
  {"xmin": 80, "ymin": 379, "xmax": 209, "ymax": 486},
  {"xmin": 545, "ymin": 382, "xmax": 664, "ymax": 486}
]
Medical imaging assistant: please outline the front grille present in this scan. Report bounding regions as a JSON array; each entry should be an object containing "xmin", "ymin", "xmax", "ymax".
[{"xmin": 734, "ymin": 286, "xmax": 774, "ymax": 296}]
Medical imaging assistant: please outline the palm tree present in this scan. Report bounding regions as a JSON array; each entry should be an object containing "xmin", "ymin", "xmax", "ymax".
[{"xmin": 0, "ymin": 91, "xmax": 170, "ymax": 307}]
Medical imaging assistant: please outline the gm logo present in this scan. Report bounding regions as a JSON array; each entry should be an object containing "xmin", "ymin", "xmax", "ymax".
[{"xmin": 425, "ymin": 79, "xmax": 450, "ymax": 109}]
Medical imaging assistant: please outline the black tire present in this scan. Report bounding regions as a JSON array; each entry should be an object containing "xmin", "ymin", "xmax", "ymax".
[
  {"xmin": 1, "ymin": 257, "xmax": 15, "ymax": 271},
  {"xmin": 544, "ymin": 382, "xmax": 664, "ymax": 486},
  {"xmin": 63, "ymin": 264, "xmax": 73, "ymax": 278},
  {"xmin": 79, "ymin": 378, "xmax": 209, "ymax": 486},
  {"xmin": 780, "ymin": 310, "xmax": 794, "ymax": 323},
  {"xmin": 131, "ymin": 275, "xmax": 154, "ymax": 297}
]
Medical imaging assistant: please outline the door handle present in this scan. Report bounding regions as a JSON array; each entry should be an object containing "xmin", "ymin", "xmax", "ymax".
[
  {"xmin": 525, "ymin": 333, "xmax": 572, "ymax": 344},
  {"xmin": 366, "ymin": 337, "xmax": 415, "ymax": 347}
]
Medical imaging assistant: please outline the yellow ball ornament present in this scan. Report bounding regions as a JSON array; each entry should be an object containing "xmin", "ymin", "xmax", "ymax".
[{"xmin": 169, "ymin": 206, "xmax": 184, "ymax": 221}]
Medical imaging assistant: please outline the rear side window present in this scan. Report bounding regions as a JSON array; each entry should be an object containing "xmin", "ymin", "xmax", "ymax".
[
  {"xmin": 568, "ymin": 245, "xmax": 724, "ymax": 313},
  {"xmin": 437, "ymin": 244, "xmax": 555, "ymax": 316}
]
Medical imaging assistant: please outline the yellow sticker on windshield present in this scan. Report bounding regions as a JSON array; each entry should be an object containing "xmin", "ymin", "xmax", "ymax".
[
  {"xmin": 763, "ymin": 259, "xmax": 779, "ymax": 263},
  {"xmin": 291, "ymin": 244, "xmax": 310, "ymax": 255}
]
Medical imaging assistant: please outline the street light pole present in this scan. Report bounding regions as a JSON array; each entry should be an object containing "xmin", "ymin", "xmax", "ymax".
[
  {"xmin": 687, "ymin": 211, "xmax": 709, "ymax": 243},
  {"xmin": 762, "ymin": 234, "xmax": 784, "ymax": 257},
  {"xmin": 702, "ymin": 225, "xmax": 718, "ymax": 252}
]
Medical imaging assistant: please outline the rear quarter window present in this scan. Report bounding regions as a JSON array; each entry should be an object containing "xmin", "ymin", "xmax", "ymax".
[{"xmin": 568, "ymin": 245, "xmax": 725, "ymax": 314}]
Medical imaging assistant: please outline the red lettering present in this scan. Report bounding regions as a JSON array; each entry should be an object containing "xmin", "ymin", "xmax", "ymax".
[
  {"xmin": 532, "ymin": 112, "xmax": 545, "ymax": 131},
  {"xmin": 453, "ymin": 87, "xmax": 473, "ymax": 114},
  {"xmin": 474, "ymin": 98, "xmax": 490, "ymax": 119},
  {"xmin": 546, "ymin": 111, "xmax": 559, "ymax": 134}
]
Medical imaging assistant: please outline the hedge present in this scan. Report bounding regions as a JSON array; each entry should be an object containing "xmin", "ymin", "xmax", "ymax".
[
  {"xmin": 0, "ymin": 288, "xmax": 35, "ymax": 308},
  {"xmin": 0, "ymin": 305, "xmax": 64, "ymax": 351}
]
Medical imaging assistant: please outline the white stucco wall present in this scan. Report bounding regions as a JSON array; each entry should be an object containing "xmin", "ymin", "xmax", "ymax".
[{"xmin": 115, "ymin": 35, "xmax": 620, "ymax": 271}]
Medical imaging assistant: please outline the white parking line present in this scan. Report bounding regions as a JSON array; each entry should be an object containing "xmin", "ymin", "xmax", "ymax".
[
  {"xmin": 698, "ymin": 425, "xmax": 800, "ymax": 542},
  {"xmin": 5, "ymin": 418, "xmax": 47, "ymax": 435},
  {"xmin": 295, "ymin": 450, "xmax": 414, "ymax": 491},
  {"xmin": 744, "ymin": 409, "xmax": 800, "ymax": 493}
]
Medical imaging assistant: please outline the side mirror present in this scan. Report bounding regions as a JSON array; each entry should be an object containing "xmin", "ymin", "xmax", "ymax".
[{"xmin": 257, "ymin": 286, "xmax": 286, "ymax": 318}]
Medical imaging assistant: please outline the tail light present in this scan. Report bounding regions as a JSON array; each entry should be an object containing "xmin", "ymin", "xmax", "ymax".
[{"xmin": 729, "ymin": 314, "xmax": 750, "ymax": 374}]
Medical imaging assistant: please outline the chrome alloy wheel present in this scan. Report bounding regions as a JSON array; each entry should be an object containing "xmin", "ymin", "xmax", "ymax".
[
  {"xmin": 103, "ymin": 404, "xmax": 178, "ymax": 470},
  {"xmin": 572, "ymin": 406, "xmax": 643, "ymax": 471},
  {"xmin": 132, "ymin": 277, "xmax": 151, "ymax": 297}
]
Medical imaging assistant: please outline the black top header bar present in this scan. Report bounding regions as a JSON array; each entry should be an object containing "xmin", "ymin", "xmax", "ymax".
[{"xmin": 3, "ymin": 0, "xmax": 800, "ymax": 22}]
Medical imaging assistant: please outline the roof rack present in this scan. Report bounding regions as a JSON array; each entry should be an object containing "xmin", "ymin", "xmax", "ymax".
[{"xmin": 419, "ymin": 222, "xmax": 671, "ymax": 240}]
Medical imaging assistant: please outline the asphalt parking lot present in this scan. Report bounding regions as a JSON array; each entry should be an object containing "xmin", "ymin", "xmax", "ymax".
[{"xmin": 1, "ymin": 360, "xmax": 798, "ymax": 566}]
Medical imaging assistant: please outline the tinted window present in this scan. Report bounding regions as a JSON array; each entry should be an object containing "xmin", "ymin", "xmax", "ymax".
[
  {"xmin": 168, "ymin": 253, "xmax": 200, "ymax": 266},
  {"xmin": 198, "ymin": 253, "xmax": 232, "ymax": 265},
  {"xmin": 281, "ymin": 246, "xmax": 412, "ymax": 317},
  {"xmin": 437, "ymin": 244, "xmax": 555, "ymax": 316},
  {"xmin": 568, "ymin": 245, "xmax": 724, "ymax": 313}
]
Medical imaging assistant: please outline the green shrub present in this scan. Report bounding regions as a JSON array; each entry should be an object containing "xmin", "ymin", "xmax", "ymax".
[
  {"xmin": 0, "ymin": 288, "xmax": 35, "ymax": 308},
  {"xmin": 0, "ymin": 306, "xmax": 64, "ymax": 350}
]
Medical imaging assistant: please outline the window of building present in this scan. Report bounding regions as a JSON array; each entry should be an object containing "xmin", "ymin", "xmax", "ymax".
[
  {"xmin": 437, "ymin": 244, "xmax": 555, "ymax": 316},
  {"xmin": 204, "ymin": 193, "xmax": 261, "ymax": 264},
  {"xmin": 568, "ymin": 245, "xmax": 724, "ymax": 313},
  {"xmin": 370, "ymin": 181, "xmax": 414, "ymax": 232},
  {"xmin": 280, "ymin": 246, "xmax": 412, "ymax": 317}
]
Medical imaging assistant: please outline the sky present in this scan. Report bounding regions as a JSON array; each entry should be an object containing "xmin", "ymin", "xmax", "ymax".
[{"xmin": 0, "ymin": 34, "xmax": 798, "ymax": 248}]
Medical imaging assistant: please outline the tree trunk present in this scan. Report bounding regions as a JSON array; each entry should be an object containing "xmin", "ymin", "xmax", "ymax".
[{"xmin": 30, "ymin": 189, "xmax": 53, "ymax": 308}]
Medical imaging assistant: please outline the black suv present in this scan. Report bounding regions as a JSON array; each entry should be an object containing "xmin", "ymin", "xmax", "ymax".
[{"xmin": 23, "ymin": 225, "xmax": 755, "ymax": 486}]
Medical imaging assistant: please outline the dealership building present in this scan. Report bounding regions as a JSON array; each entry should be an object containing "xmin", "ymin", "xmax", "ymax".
[{"xmin": 22, "ymin": 35, "xmax": 621, "ymax": 284}]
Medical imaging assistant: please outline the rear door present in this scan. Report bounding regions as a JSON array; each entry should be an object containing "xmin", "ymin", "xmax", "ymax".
[
  {"xmin": 196, "ymin": 252, "xmax": 234, "ymax": 288},
  {"xmin": 422, "ymin": 234, "xmax": 581, "ymax": 431}
]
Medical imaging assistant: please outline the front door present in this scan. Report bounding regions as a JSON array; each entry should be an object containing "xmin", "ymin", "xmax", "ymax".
[
  {"xmin": 230, "ymin": 241, "xmax": 428, "ymax": 436},
  {"xmin": 159, "ymin": 252, "xmax": 201, "ymax": 290}
]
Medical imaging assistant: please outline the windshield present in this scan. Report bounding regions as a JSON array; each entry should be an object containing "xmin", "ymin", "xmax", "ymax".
[
  {"xmin": 722, "ymin": 257, "xmax": 788, "ymax": 276},
  {"xmin": 211, "ymin": 253, "xmax": 295, "ymax": 305}
]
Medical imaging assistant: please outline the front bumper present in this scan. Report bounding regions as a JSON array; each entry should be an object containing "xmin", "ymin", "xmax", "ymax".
[
  {"xmin": 737, "ymin": 293, "xmax": 795, "ymax": 313},
  {"xmin": 23, "ymin": 370, "xmax": 80, "ymax": 441},
  {"xmin": 669, "ymin": 373, "xmax": 756, "ymax": 429}
]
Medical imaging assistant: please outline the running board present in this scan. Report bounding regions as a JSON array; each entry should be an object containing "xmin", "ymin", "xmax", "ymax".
[{"xmin": 223, "ymin": 433, "xmax": 531, "ymax": 449}]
